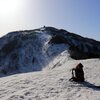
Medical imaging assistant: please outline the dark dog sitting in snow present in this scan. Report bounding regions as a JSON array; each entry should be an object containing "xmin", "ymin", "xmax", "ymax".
[{"xmin": 69, "ymin": 63, "xmax": 85, "ymax": 82}]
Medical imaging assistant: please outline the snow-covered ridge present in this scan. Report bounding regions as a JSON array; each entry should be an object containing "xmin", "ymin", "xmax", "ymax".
[{"xmin": 0, "ymin": 26, "xmax": 100, "ymax": 74}]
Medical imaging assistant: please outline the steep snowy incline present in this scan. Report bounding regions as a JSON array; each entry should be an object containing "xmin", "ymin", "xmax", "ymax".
[
  {"xmin": 0, "ymin": 58, "xmax": 100, "ymax": 100},
  {"xmin": 0, "ymin": 26, "xmax": 100, "ymax": 75}
]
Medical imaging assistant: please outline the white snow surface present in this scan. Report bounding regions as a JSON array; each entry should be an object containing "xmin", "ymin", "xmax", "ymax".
[{"xmin": 0, "ymin": 58, "xmax": 100, "ymax": 100}]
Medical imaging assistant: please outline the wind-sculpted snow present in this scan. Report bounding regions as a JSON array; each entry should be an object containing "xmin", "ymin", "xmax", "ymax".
[{"xmin": 0, "ymin": 27, "xmax": 100, "ymax": 75}]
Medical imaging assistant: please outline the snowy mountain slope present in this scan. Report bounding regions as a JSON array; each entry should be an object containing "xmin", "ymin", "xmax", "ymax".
[
  {"xmin": 0, "ymin": 27, "xmax": 100, "ymax": 100},
  {"xmin": 0, "ymin": 58, "xmax": 100, "ymax": 100},
  {"xmin": 0, "ymin": 26, "xmax": 100, "ymax": 75}
]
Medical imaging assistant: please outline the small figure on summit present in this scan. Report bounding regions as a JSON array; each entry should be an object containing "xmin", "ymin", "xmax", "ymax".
[
  {"xmin": 69, "ymin": 63, "xmax": 85, "ymax": 82},
  {"xmin": 43, "ymin": 25, "xmax": 46, "ymax": 28}
]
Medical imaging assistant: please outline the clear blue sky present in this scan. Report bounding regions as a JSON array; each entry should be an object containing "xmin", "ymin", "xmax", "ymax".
[{"xmin": 0, "ymin": 0, "xmax": 100, "ymax": 41}]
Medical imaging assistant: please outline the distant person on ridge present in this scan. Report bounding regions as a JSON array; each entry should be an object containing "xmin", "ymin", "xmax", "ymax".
[
  {"xmin": 43, "ymin": 25, "xmax": 46, "ymax": 28},
  {"xmin": 69, "ymin": 63, "xmax": 85, "ymax": 82}
]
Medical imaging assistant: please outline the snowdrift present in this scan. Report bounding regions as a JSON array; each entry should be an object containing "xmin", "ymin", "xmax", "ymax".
[{"xmin": 0, "ymin": 59, "xmax": 100, "ymax": 100}]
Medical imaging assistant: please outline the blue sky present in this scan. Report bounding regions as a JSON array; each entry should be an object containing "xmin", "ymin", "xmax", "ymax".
[{"xmin": 0, "ymin": 0, "xmax": 100, "ymax": 41}]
